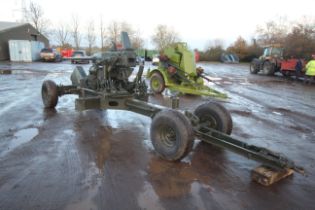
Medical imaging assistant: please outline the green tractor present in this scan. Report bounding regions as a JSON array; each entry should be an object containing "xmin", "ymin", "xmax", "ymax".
[
  {"xmin": 250, "ymin": 46, "xmax": 284, "ymax": 75},
  {"xmin": 147, "ymin": 43, "xmax": 227, "ymax": 98}
]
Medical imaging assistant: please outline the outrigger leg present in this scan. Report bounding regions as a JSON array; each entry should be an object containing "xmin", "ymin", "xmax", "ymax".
[{"xmin": 190, "ymin": 116, "xmax": 304, "ymax": 185}]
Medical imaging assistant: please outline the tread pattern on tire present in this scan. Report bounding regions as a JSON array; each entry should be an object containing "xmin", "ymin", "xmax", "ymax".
[
  {"xmin": 263, "ymin": 61, "xmax": 275, "ymax": 76},
  {"xmin": 250, "ymin": 61, "xmax": 259, "ymax": 74},
  {"xmin": 42, "ymin": 80, "xmax": 58, "ymax": 108},
  {"xmin": 150, "ymin": 109, "xmax": 194, "ymax": 161},
  {"xmin": 194, "ymin": 101, "xmax": 233, "ymax": 135}
]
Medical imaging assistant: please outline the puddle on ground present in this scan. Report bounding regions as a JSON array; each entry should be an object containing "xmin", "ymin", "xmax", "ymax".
[
  {"xmin": 137, "ymin": 181, "xmax": 163, "ymax": 210},
  {"xmin": 272, "ymin": 111, "xmax": 283, "ymax": 116},
  {"xmin": 65, "ymin": 163, "xmax": 101, "ymax": 210},
  {"xmin": 10, "ymin": 128, "xmax": 38, "ymax": 151},
  {"xmin": 1, "ymin": 128, "xmax": 39, "ymax": 157}
]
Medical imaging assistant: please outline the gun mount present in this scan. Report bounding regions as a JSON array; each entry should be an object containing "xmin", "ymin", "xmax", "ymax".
[{"xmin": 41, "ymin": 32, "xmax": 304, "ymax": 186}]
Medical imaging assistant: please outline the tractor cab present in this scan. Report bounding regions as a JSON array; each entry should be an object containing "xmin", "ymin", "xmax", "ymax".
[{"xmin": 260, "ymin": 46, "xmax": 283, "ymax": 60}]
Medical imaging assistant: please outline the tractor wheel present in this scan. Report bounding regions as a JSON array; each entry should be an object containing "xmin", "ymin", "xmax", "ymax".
[
  {"xmin": 42, "ymin": 80, "xmax": 58, "ymax": 109},
  {"xmin": 249, "ymin": 61, "xmax": 259, "ymax": 74},
  {"xmin": 263, "ymin": 61, "xmax": 275, "ymax": 76},
  {"xmin": 194, "ymin": 101, "xmax": 233, "ymax": 135},
  {"xmin": 281, "ymin": 70, "xmax": 289, "ymax": 77},
  {"xmin": 150, "ymin": 72, "xmax": 165, "ymax": 94},
  {"xmin": 150, "ymin": 109, "xmax": 194, "ymax": 161}
]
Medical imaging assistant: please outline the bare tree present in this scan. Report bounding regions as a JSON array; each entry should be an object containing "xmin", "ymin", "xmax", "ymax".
[
  {"xmin": 205, "ymin": 39, "xmax": 224, "ymax": 50},
  {"xmin": 255, "ymin": 16, "xmax": 315, "ymax": 58},
  {"xmin": 100, "ymin": 16, "xmax": 107, "ymax": 50},
  {"xmin": 151, "ymin": 25, "xmax": 180, "ymax": 51},
  {"xmin": 201, "ymin": 38, "xmax": 225, "ymax": 61},
  {"xmin": 107, "ymin": 21, "xmax": 120, "ymax": 45},
  {"xmin": 227, "ymin": 36, "xmax": 248, "ymax": 59},
  {"xmin": 256, "ymin": 16, "xmax": 289, "ymax": 46},
  {"xmin": 55, "ymin": 23, "xmax": 70, "ymax": 47},
  {"xmin": 71, "ymin": 15, "xmax": 81, "ymax": 49},
  {"xmin": 86, "ymin": 20, "xmax": 96, "ymax": 55},
  {"xmin": 132, "ymin": 29, "xmax": 144, "ymax": 49},
  {"xmin": 284, "ymin": 22, "xmax": 315, "ymax": 58},
  {"xmin": 23, "ymin": 1, "xmax": 49, "ymax": 35},
  {"xmin": 106, "ymin": 21, "xmax": 141, "ymax": 48}
]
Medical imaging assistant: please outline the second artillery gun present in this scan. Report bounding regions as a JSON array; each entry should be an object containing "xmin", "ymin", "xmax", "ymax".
[
  {"xmin": 42, "ymin": 32, "xmax": 304, "ymax": 186},
  {"xmin": 147, "ymin": 42, "xmax": 226, "ymax": 97}
]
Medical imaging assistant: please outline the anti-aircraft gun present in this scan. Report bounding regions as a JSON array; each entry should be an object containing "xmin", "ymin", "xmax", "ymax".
[
  {"xmin": 147, "ymin": 42, "xmax": 226, "ymax": 97},
  {"xmin": 42, "ymin": 32, "xmax": 304, "ymax": 186}
]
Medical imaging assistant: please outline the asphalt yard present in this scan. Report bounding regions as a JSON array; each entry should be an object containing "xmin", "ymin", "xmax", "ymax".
[{"xmin": 0, "ymin": 61, "xmax": 314, "ymax": 210}]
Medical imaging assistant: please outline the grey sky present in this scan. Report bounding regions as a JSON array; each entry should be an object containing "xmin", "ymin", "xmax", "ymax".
[{"xmin": 1, "ymin": 0, "xmax": 314, "ymax": 49}]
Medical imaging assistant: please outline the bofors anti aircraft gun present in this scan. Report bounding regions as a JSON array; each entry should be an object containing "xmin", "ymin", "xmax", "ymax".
[
  {"xmin": 147, "ymin": 42, "xmax": 226, "ymax": 97},
  {"xmin": 41, "ymin": 32, "xmax": 304, "ymax": 186}
]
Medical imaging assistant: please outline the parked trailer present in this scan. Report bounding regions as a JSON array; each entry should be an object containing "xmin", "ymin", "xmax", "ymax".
[{"xmin": 280, "ymin": 59, "xmax": 305, "ymax": 77}]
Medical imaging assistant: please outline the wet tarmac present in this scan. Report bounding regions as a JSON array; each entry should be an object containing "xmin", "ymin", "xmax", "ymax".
[{"xmin": 0, "ymin": 61, "xmax": 314, "ymax": 210}]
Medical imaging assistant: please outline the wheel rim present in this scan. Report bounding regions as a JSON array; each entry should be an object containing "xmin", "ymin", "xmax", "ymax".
[
  {"xmin": 151, "ymin": 77, "xmax": 161, "ymax": 91},
  {"xmin": 200, "ymin": 114, "xmax": 217, "ymax": 129},
  {"xmin": 158, "ymin": 125, "xmax": 177, "ymax": 148}
]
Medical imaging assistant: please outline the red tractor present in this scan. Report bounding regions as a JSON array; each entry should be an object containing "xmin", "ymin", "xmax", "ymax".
[{"xmin": 250, "ymin": 46, "xmax": 305, "ymax": 77}]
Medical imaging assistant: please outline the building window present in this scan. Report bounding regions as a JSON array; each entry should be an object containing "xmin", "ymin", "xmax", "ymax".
[{"xmin": 31, "ymin": 34, "xmax": 38, "ymax": 41}]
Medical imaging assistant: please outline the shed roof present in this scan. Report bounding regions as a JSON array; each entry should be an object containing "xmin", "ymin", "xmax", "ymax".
[{"xmin": 0, "ymin": 21, "xmax": 28, "ymax": 32}]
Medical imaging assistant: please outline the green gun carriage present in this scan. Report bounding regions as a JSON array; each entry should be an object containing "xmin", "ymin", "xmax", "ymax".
[{"xmin": 42, "ymin": 32, "xmax": 304, "ymax": 186}]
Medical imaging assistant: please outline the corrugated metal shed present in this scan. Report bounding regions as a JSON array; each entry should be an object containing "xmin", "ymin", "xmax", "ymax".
[{"xmin": 0, "ymin": 21, "xmax": 49, "ymax": 61}]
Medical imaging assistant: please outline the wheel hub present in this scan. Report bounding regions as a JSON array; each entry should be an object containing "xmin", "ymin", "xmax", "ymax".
[
  {"xmin": 151, "ymin": 78, "xmax": 160, "ymax": 90},
  {"xmin": 160, "ymin": 126, "xmax": 176, "ymax": 148}
]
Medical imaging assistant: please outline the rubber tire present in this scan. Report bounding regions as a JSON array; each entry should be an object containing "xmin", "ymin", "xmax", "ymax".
[
  {"xmin": 194, "ymin": 101, "xmax": 233, "ymax": 135},
  {"xmin": 249, "ymin": 61, "xmax": 259, "ymax": 74},
  {"xmin": 151, "ymin": 110, "xmax": 194, "ymax": 161},
  {"xmin": 42, "ymin": 80, "xmax": 58, "ymax": 108},
  {"xmin": 150, "ymin": 72, "xmax": 165, "ymax": 94},
  {"xmin": 263, "ymin": 61, "xmax": 275, "ymax": 76},
  {"xmin": 282, "ymin": 71, "xmax": 289, "ymax": 77}
]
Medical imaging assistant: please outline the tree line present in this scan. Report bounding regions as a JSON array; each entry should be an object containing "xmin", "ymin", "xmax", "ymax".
[
  {"xmin": 200, "ymin": 17, "xmax": 315, "ymax": 62},
  {"xmin": 22, "ymin": 1, "xmax": 179, "ymax": 55},
  {"xmin": 23, "ymin": 1, "xmax": 314, "ymax": 59}
]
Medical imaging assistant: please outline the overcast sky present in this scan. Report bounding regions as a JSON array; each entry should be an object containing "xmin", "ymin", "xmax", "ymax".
[{"xmin": 1, "ymin": 0, "xmax": 314, "ymax": 49}]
